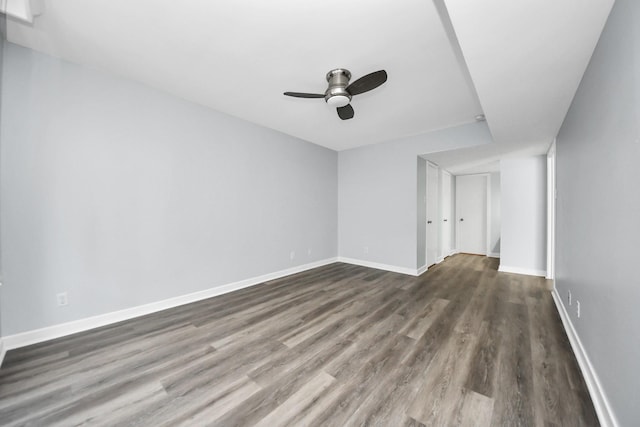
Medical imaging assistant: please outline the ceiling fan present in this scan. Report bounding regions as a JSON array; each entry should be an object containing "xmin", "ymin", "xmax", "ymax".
[{"xmin": 284, "ymin": 69, "xmax": 387, "ymax": 120}]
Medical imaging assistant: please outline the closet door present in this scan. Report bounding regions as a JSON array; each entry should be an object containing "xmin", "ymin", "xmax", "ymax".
[
  {"xmin": 441, "ymin": 171, "xmax": 452, "ymax": 258},
  {"xmin": 426, "ymin": 163, "xmax": 439, "ymax": 267}
]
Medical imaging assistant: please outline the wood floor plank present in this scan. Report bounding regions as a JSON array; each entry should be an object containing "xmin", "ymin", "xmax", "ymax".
[
  {"xmin": 253, "ymin": 371, "xmax": 336, "ymax": 427},
  {"xmin": 398, "ymin": 298, "xmax": 450, "ymax": 340},
  {"xmin": 528, "ymin": 294, "xmax": 564, "ymax": 426},
  {"xmin": 1, "ymin": 344, "xmax": 214, "ymax": 426},
  {"xmin": 115, "ymin": 374, "xmax": 262, "ymax": 427},
  {"xmin": 158, "ymin": 338, "xmax": 283, "ymax": 398},
  {"xmin": 280, "ymin": 300, "xmax": 363, "ymax": 348},
  {"xmin": 406, "ymin": 322, "xmax": 487, "ymax": 425},
  {"xmin": 50, "ymin": 381, "xmax": 168, "ymax": 427},
  {"xmin": 491, "ymin": 301, "xmax": 536, "ymax": 426},
  {"xmin": 309, "ymin": 334, "xmax": 415, "ymax": 426},
  {"xmin": 464, "ymin": 272, "xmax": 509, "ymax": 398},
  {"xmin": 0, "ymin": 323, "xmax": 203, "ymax": 402},
  {"xmin": 324, "ymin": 313, "xmax": 407, "ymax": 382},
  {"xmin": 214, "ymin": 339, "xmax": 354, "ymax": 426},
  {"xmin": 455, "ymin": 388, "xmax": 494, "ymax": 427},
  {"xmin": 0, "ymin": 254, "xmax": 599, "ymax": 426},
  {"xmin": 341, "ymin": 362, "xmax": 417, "ymax": 426},
  {"xmin": 402, "ymin": 415, "xmax": 428, "ymax": 427},
  {"xmin": 169, "ymin": 376, "xmax": 262, "ymax": 427}
]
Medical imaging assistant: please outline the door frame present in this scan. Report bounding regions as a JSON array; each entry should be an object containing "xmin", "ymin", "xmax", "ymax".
[{"xmin": 546, "ymin": 140, "xmax": 556, "ymax": 280}]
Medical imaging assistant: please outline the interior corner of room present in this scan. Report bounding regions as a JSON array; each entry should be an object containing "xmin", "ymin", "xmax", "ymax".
[{"xmin": 0, "ymin": 0, "xmax": 637, "ymax": 425}]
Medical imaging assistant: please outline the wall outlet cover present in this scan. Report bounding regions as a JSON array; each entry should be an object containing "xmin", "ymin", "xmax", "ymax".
[{"xmin": 56, "ymin": 292, "xmax": 68, "ymax": 306}]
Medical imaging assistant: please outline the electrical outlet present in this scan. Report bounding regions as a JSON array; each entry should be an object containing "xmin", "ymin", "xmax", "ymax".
[
  {"xmin": 364, "ymin": 246, "xmax": 369, "ymax": 254},
  {"xmin": 576, "ymin": 300, "xmax": 581, "ymax": 318},
  {"xmin": 57, "ymin": 292, "xmax": 68, "ymax": 306},
  {"xmin": 568, "ymin": 291, "xmax": 572, "ymax": 306},
  {"xmin": 290, "ymin": 251, "xmax": 295, "ymax": 260}
]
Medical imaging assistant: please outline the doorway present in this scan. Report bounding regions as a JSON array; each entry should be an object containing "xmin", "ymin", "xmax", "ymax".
[{"xmin": 456, "ymin": 174, "xmax": 487, "ymax": 255}]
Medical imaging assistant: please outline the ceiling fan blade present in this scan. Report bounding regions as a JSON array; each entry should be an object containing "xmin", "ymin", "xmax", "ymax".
[
  {"xmin": 337, "ymin": 104, "xmax": 354, "ymax": 120},
  {"xmin": 283, "ymin": 92, "xmax": 325, "ymax": 98},
  {"xmin": 346, "ymin": 70, "xmax": 387, "ymax": 96}
]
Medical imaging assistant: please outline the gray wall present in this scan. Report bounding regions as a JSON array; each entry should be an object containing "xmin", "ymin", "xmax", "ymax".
[
  {"xmin": 500, "ymin": 157, "xmax": 546, "ymax": 273},
  {"xmin": 0, "ymin": 44, "xmax": 338, "ymax": 336},
  {"xmin": 555, "ymin": 0, "xmax": 640, "ymax": 424},
  {"xmin": 338, "ymin": 122, "xmax": 493, "ymax": 271}
]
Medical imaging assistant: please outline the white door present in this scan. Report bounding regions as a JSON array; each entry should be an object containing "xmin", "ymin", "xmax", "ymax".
[
  {"xmin": 426, "ymin": 163, "xmax": 439, "ymax": 267},
  {"xmin": 441, "ymin": 171, "xmax": 452, "ymax": 258},
  {"xmin": 456, "ymin": 175, "xmax": 487, "ymax": 255}
]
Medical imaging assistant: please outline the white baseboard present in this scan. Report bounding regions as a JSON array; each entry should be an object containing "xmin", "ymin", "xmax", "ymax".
[
  {"xmin": 2, "ymin": 255, "xmax": 444, "ymax": 353},
  {"xmin": 0, "ymin": 339, "xmax": 6, "ymax": 368},
  {"xmin": 498, "ymin": 264, "xmax": 546, "ymax": 277},
  {"xmin": 551, "ymin": 289, "xmax": 619, "ymax": 427},
  {"xmin": 2, "ymin": 258, "xmax": 338, "ymax": 351},
  {"xmin": 337, "ymin": 257, "xmax": 419, "ymax": 276},
  {"xmin": 487, "ymin": 252, "xmax": 500, "ymax": 259},
  {"xmin": 436, "ymin": 256, "xmax": 445, "ymax": 264}
]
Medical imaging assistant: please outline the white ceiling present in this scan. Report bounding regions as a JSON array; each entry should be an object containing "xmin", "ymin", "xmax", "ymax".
[
  {"xmin": 425, "ymin": 0, "xmax": 614, "ymax": 174},
  {"xmin": 6, "ymin": 0, "xmax": 614, "ymax": 165}
]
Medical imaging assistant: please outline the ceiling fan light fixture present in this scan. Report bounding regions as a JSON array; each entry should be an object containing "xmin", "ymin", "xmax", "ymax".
[
  {"xmin": 283, "ymin": 68, "xmax": 387, "ymax": 120},
  {"xmin": 326, "ymin": 95, "xmax": 351, "ymax": 108}
]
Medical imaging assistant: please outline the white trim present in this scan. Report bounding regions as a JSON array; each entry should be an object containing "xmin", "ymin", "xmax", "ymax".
[
  {"xmin": 552, "ymin": 289, "xmax": 619, "ymax": 427},
  {"xmin": 2, "ymin": 258, "xmax": 338, "ymax": 351},
  {"xmin": 425, "ymin": 159, "xmax": 439, "ymax": 169},
  {"xmin": 487, "ymin": 252, "xmax": 501, "ymax": 258},
  {"xmin": 337, "ymin": 257, "xmax": 419, "ymax": 276},
  {"xmin": 416, "ymin": 265, "xmax": 428, "ymax": 276},
  {"xmin": 498, "ymin": 264, "xmax": 546, "ymax": 277},
  {"xmin": 0, "ymin": 0, "xmax": 44, "ymax": 23},
  {"xmin": 436, "ymin": 256, "xmax": 445, "ymax": 264},
  {"xmin": 0, "ymin": 339, "xmax": 6, "ymax": 368},
  {"xmin": 486, "ymin": 173, "xmax": 492, "ymax": 257}
]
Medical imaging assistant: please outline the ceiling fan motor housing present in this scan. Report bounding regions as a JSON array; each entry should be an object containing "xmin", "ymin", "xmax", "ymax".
[{"xmin": 325, "ymin": 69, "xmax": 352, "ymax": 107}]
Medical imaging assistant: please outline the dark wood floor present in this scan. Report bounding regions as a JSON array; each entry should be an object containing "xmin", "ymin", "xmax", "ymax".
[{"xmin": 0, "ymin": 254, "xmax": 598, "ymax": 426}]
